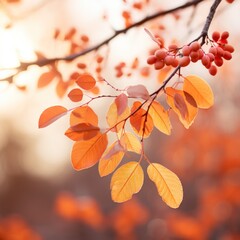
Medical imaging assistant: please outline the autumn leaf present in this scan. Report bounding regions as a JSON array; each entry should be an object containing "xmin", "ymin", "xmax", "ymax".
[
  {"xmin": 38, "ymin": 105, "xmax": 67, "ymax": 128},
  {"xmin": 130, "ymin": 101, "xmax": 153, "ymax": 138},
  {"xmin": 127, "ymin": 84, "xmax": 150, "ymax": 100},
  {"xmin": 183, "ymin": 75, "xmax": 214, "ymax": 109},
  {"xmin": 65, "ymin": 123, "xmax": 100, "ymax": 141},
  {"xmin": 120, "ymin": 132, "xmax": 142, "ymax": 154},
  {"xmin": 106, "ymin": 100, "xmax": 130, "ymax": 132},
  {"xmin": 174, "ymin": 93, "xmax": 189, "ymax": 119},
  {"xmin": 68, "ymin": 88, "xmax": 83, "ymax": 102},
  {"xmin": 166, "ymin": 87, "xmax": 198, "ymax": 129},
  {"xmin": 147, "ymin": 163, "xmax": 183, "ymax": 208},
  {"xmin": 37, "ymin": 70, "xmax": 55, "ymax": 88},
  {"xmin": 111, "ymin": 161, "xmax": 144, "ymax": 203},
  {"xmin": 98, "ymin": 141, "xmax": 125, "ymax": 177},
  {"xmin": 115, "ymin": 93, "xmax": 128, "ymax": 115},
  {"xmin": 157, "ymin": 66, "xmax": 172, "ymax": 84},
  {"xmin": 149, "ymin": 101, "xmax": 172, "ymax": 135},
  {"xmin": 70, "ymin": 106, "xmax": 98, "ymax": 126},
  {"xmin": 71, "ymin": 133, "xmax": 108, "ymax": 170},
  {"xmin": 76, "ymin": 73, "xmax": 96, "ymax": 90}
]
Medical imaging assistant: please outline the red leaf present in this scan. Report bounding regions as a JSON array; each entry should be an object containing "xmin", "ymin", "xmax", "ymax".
[
  {"xmin": 127, "ymin": 84, "xmax": 150, "ymax": 100},
  {"xmin": 39, "ymin": 105, "xmax": 67, "ymax": 128}
]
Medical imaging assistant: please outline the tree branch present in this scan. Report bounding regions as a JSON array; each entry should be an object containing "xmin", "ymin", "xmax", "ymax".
[{"xmin": 4, "ymin": 0, "xmax": 205, "ymax": 74}]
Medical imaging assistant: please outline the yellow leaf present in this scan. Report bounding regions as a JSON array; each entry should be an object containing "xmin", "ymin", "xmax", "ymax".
[
  {"xmin": 166, "ymin": 87, "xmax": 198, "ymax": 129},
  {"xmin": 183, "ymin": 75, "xmax": 214, "ymax": 109},
  {"xmin": 149, "ymin": 101, "xmax": 172, "ymax": 135},
  {"xmin": 106, "ymin": 101, "xmax": 130, "ymax": 132},
  {"xmin": 147, "ymin": 163, "xmax": 183, "ymax": 208},
  {"xmin": 120, "ymin": 132, "xmax": 142, "ymax": 154},
  {"xmin": 111, "ymin": 162, "xmax": 144, "ymax": 203},
  {"xmin": 98, "ymin": 142, "xmax": 125, "ymax": 177},
  {"xmin": 71, "ymin": 133, "xmax": 108, "ymax": 170}
]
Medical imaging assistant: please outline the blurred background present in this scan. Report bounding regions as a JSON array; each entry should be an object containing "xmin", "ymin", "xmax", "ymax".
[{"xmin": 0, "ymin": 0, "xmax": 239, "ymax": 239}]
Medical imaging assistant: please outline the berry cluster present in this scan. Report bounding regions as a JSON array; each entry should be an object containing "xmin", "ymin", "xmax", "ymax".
[{"xmin": 147, "ymin": 31, "xmax": 234, "ymax": 76}]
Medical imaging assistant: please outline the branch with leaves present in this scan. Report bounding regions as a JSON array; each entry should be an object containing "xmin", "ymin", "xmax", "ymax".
[{"xmin": 36, "ymin": 0, "xmax": 236, "ymax": 208}]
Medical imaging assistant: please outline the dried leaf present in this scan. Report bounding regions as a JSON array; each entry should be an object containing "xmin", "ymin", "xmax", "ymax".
[
  {"xmin": 149, "ymin": 101, "xmax": 172, "ymax": 135},
  {"xmin": 147, "ymin": 163, "xmax": 183, "ymax": 208},
  {"xmin": 71, "ymin": 133, "xmax": 108, "ymax": 170},
  {"xmin": 111, "ymin": 161, "xmax": 144, "ymax": 203},
  {"xmin": 174, "ymin": 93, "xmax": 189, "ymax": 119},
  {"xmin": 38, "ymin": 105, "xmax": 67, "ymax": 128},
  {"xmin": 183, "ymin": 75, "xmax": 214, "ymax": 109}
]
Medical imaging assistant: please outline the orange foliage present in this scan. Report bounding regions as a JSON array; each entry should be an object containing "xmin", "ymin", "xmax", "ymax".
[{"xmin": 0, "ymin": 216, "xmax": 42, "ymax": 240}]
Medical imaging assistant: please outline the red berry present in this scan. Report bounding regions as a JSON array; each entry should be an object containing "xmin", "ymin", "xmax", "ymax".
[
  {"xmin": 154, "ymin": 61, "xmax": 165, "ymax": 70},
  {"xmin": 201, "ymin": 55, "xmax": 210, "ymax": 67},
  {"xmin": 212, "ymin": 31, "xmax": 220, "ymax": 42},
  {"xmin": 224, "ymin": 44, "xmax": 234, "ymax": 53},
  {"xmin": 182, "ymin": 45, "xmax": 191, "ymax": 56},
  {"xmin": 209, "ymin": 47, "xmax": 217, "ymax": 55},
  {"xmin": 179, "ymin": 56, "xmax": 190, "ymax": 67},
  {"xmin": 147, "ymin": 55, "xmax": 157, "ymax": 65},
  {"xmin": 221, "ymin": 31, "xmax": 229, "ymax": 40},
  {"xmin": 168, "ymin": 44, "xmax": 178, "ymax": 52},
  {"xmin": 209, "ymin": 65, "xmax": 217, "ymax": 76},
  {"xmin": 214, "ymin": 57, "xmax": 223, "ymax": 67},
  {"xmin": 155, "ymin": 49, "xmax": 167, "ymax": 60},
  {"xmin": 171, "ymin": 58, "xmax": 179, "ymax": 67},
  {"xmin": 223, "ymin": 51, "xmax": 232, "ymax": 60},
  {"xmin": 190, "ymin": 41, "xmax": 201, "ymax": 51},
  {"xmin": 164, "ymin": 55, "xmax": 174, "ymax": 66}
]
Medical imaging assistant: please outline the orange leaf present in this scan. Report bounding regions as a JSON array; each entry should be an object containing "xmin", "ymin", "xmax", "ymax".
[
  {"xmin": 149, "ymin": 101, "xmax": 172, "ymax": 135},
  {"xmin": 76, "ymin": 73, "xmax": 96, "ymax": 90},
  {"xmin": 56, "ymin": 79, "xmax": 69, "ymax": 98},
  {"xmin": 38, "ymin": 105, "xmax": 67, "ymax": 128},
  {"xmin": 70, "ymin": 106, "xmax": 98, "ymax": 126},
  {"xmin": 130, "ymin": 101, "xmax": 153, "ymax": 138},
  {"xmin": 71, "ymin": 133, "xmax": 108, "ymax": 170},
  {"xmin": 166, "ymin": 87, "xmax": 198, "ymax": 129},
  {"xmin": 183, "ymin": 75, "xmax": 214, "ymax": 109},
  {"xmin": 65, "ymin": 123, "xmax": 100, "ymax": 141},
  {"xmin": 147, "ymin": 163, "xmax": 183, "ymax": 208},
  {"xmin": 106, "ymin": 101, "xmax": 130, "ymax": 132},
  {"xmin": 68, "ymin": 88, "xmax": 83, "ymax": 102},
  {"xmin": 98, "ymin": 141, "xmax": 125, "ymax": 177},
  {"xmin": 111, "ymin": 161, "xmax": 144, "ymax": 203},
  {"xmin": 120, "ymin": 132, "xmax": 142, "ymax": 154},
  {"xmin": 37, "ymin": 70, "xmax": 55, "ymax": 88}
]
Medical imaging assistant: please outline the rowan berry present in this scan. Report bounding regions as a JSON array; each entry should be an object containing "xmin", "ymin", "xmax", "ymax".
[
  {"xmin": 147, "ymin": 55, "xmax": 157, "ymax": 65},
  {"xmin": 182, "ymin": 45, "xmax": 191, "ymax": 56},
  {"xmin": 212, "ymin": 31, "xmax": 220, "ymax": 42},
  {"xmin": 209, "ymin": 65, "xmax": 217, "ymax": 76},
  {"xmin": 190, "ymin": 41, "xmax": 201, "ymax": 51},
  {"xmin": 179, "ymin": 56, "xmax": 190, "ymax": 67},
  {"xmin": 154, "ymin": 61, "xmax": 165, "ymax": 70}
]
